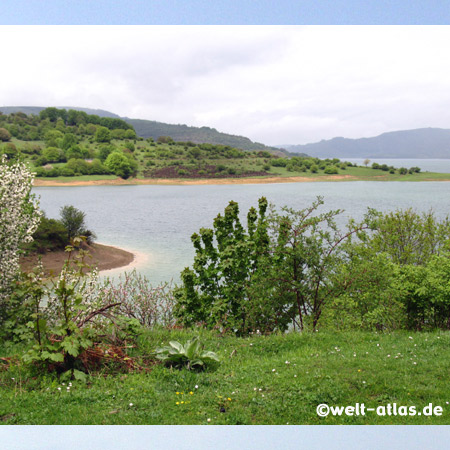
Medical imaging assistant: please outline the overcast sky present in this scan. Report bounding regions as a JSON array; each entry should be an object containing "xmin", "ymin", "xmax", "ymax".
[{"xmin": 2, "ymin": 25, "xmax": 450, "ymax": 145}]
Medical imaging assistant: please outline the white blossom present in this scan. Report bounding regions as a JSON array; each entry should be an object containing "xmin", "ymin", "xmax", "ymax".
[{"xmin": 0, "ymin": 156, "xmax": 41, "ymax": 305}]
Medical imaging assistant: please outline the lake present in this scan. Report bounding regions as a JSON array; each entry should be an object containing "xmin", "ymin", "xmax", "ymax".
[{"xmin": 34, "ymin": 179, "xmax": 450, "ymax": 284}]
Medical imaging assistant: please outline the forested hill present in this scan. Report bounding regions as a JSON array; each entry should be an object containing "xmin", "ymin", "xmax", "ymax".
[
  {"xmin": 0, "ymin": 106, "xmax": 120, "ymax": 119},
  {"xmin": 0, "ymin": 106, "xmax": 284, "ymax": 154},
  {"xmin": 282, "ymin": 128, "xmax": 450, "ymax": 159},
  {"xmin": 124, "ymin": 118, "xmax": 276, "ymax": 152}
]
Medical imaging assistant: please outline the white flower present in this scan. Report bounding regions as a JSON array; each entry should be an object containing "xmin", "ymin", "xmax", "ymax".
[
  {"xmin": 207, "ymin": 418, "xmax": 211, "ymax": 422},
  {"xmin": 195, "ymin": 385, "xmax": 198, "ymax": 389},
  {"xmin": 129, "ymin": 403, "xmax": 133, "ymax": 407},
  {"xmin": 0, "ymin": 156, "xmax": 41, "ymax": 305},
  {"xmin": 272, "ymin": 369, "xmax": 276, "ymax": 372}
]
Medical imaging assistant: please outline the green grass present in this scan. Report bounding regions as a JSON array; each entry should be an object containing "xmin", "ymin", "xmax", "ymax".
[{"xmin": 1, "ymin": 329, "xmax": 449, "ymax": 424}]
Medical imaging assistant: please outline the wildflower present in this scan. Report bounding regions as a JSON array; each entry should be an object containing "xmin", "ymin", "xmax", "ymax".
[
  {"xmin": 272, "ymin": 369, "xmax": 276, "ymax": 372},
  {"xmin": 227, "ymin": 398, "xmax": 231, "ymax": 401},
  {"xmin": 294, "ymin": 375, "xmax": 297, "ymax": 378},
  {"xmin": 195, "ymin": 385, "xmax": 199, "ymax": 389},
  {"xmin": 207, "ymin": 418, "xmax": 211, "ymax": 422},
  {"xmin": 387, "ymin": 355, "xmax": 391, "ymax": 357},
  {"xmin": 176, "ymin": 402, "xmax": 180, "ymax": 405},
  {"xmin": 254, "ymin": 388, "xmax": 257, "ymax": 391},
  {"xmin": 176, "ymin": 392, "xmax": 180, "ymax": 395},
  {"xmin": 189, "ymin": 392, "xmax": 194, "ymax": 395},
  {"xmin": 129, "ymin": 403, "xmax": 133, "ymax": 407},
  {"xmin": 358, "ymin": 369, "xmax": 361, "ymax": 372},
  {"xmin": 285, "ymin": 360, "xmax": 290, "ymax": 364},
  {"xmin": 57, "ymin": 387, "xmax": 61, "ymax": 391},
  {"xmin": 181, "ymin": 401, "xmax": 184, "ymax": 404},
  {"xmin": 409, "ymin": 336, "xmax": 413, "ymax": 340},
  {"xmin": 11, "ymin": 378, "xmax": 15, "ymax": 381},
  {"xmin": 362, "ymin": 381, "xmax": 366, "ymax": 384},
  {"xmin": 258, "ymin": 388, "xmax": 262, "ymax": 391}
]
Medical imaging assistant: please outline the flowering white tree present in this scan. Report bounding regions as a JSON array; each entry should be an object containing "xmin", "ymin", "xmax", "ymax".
[{"xmin": 0, "ymin": 155, "xmax": 41, "ymax": 308}]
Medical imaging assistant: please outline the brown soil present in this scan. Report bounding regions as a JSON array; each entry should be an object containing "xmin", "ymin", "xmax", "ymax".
[
  {"xmin": 20, "ymin": 243, "xmax": 135, "ymax": 277},
  {"xmin": 33, "ymin": 174, "xmax": 359, "ymax": 187}
]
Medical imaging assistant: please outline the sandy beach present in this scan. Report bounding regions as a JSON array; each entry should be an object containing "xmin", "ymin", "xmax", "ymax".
[
  {"xmin": 33, "ymin": 174, "xmax": 359, "ymax": 187},
  {"xmin": 20, "ymin": 242, "xmax": 136, "ymax": 276}
]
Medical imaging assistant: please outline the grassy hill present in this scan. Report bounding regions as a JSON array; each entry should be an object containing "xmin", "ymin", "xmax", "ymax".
[
  {"xmin": 0, "ymin": 106, "xmax": 286, "ymax": 154},
  {"xmin": 0, "ymin": 108, "xmax": 445, "ymax": 182}
]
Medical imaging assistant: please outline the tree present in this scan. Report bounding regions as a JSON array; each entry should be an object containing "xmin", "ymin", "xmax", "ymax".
[
  {"xmin": 0, "ymin": 128, "xmax": 11, "ymax": 142},
  {"xmin": 95, "ymin": 126, "xmax": 111, "ymax": 143},
  {"xmin": 59, "ymin": 205, "xmax": 95, "ymax": 243},
  {"xmin": 0, "ymin": 155, "xmax": 41, "ymax": 311},
  {"xmin": 356, "ymin": 208, "xmax": 450, "ymax": 266},
  {"xmin": 363, "ymin": 159, "xmax": 370, "ymax": 167},
  {"xmin": 174, "ymin": 198, "xmax": 270, "ymax": 334},
  {"xmin": 104, "ymin": 151, "xmax": 133, "ymax": 178},
  {"xmin": 256, "ymin": 197, "xmax": 373, "ymax": 331}
]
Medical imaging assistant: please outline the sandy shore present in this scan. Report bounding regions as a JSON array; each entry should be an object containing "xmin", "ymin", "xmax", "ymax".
[
  {"xmin": 20, "ymin": 243, "xmax": 136, "ymax": 276},
  {"xmin": 33, "ymin": 174, "xmax": 359, "ymax": 187}
]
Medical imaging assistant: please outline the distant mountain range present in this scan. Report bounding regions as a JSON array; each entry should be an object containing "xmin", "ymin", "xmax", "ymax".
[
  {"xmin": 281, "ymin": 128, "xmax": 450, "ymax": 159},
  {"xmin": 0, "ymin": 106, "xmax": 284, "ymax": 154}
]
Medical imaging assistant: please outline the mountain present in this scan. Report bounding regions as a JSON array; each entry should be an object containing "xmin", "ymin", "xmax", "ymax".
[
  {"xmin": 0, "ymin": 106, "xmax": 120, "ymax": 119},
  {"xmin": 0, "ymin": 106, "xmax": 284, "ymax": 154},
  {"xmin": 124, "ymin": 118, "xmax": 278, "ymax": 152},
  {"xmin": 282, "ymin": 128, "xmax": 450, "ymax": 159}
]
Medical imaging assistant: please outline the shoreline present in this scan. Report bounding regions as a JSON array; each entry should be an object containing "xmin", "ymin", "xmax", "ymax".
[
  {"xmin": 32, "ymin": 173, "xmax": 450, "ymax": 187},
  {"xmin": 33, "ymin": 174, "xmax": 361, "ymax": 186},
  {"xmin": 20, "ymin": 242, "xmax": 139, "ymax": 276}
]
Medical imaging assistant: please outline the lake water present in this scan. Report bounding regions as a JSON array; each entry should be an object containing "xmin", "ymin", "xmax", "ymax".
[{"xmin": 34, "ymin": 179, "xmax": 450, "ymax": 284}]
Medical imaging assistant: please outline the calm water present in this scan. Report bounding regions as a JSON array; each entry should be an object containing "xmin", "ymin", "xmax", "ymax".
[{"xmin": 33, "ymin": 180, "xmax": 450, "ymax": 283}]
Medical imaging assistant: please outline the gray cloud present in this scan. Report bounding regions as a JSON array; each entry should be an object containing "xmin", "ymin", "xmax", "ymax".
[{"xmin": 1, "ymin": 25, "xmax": 449, "ymax": 145}]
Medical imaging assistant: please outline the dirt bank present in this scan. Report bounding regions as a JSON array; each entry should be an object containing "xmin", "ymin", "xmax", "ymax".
[
  {"xmin": 20, "ymin": 243, "xmax": 135, "ymax": 276},
  {"xmin": 33, "ymin": 174, "xmax": 358, "ymax": 187}
]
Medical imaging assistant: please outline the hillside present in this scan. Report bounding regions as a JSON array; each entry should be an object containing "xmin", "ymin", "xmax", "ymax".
[
  {"xmin": 0, "ymin": 106, "xmax": 284, "ymax": 154},
  {"xmin": 283, "ymin": 128, "xmax": 450, "ymax": 159}
]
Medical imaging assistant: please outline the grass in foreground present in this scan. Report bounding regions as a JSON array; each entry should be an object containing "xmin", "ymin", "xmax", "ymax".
[{"xmin": 1, "ymin": 329, "xmax": 449, "ymax": 425}]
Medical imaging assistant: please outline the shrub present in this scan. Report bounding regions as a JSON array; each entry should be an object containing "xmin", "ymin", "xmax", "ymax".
[
  {"xmin": 0, "ymin": 156, "xmax": 41, "ymax": 312},
  {"xmin": 100, "ymin": 270, "xmax": 176, "ymax": 328}
]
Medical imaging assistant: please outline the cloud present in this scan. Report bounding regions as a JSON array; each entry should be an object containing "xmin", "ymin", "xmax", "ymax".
[{"xmin": 1, "ymin": 25, "xmax": 450, "ymax": 144}]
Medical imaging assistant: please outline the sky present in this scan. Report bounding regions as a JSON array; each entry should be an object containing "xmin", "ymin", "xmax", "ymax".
[{"xmin": 2, "ymin": 25, "xmax": 450, "ymax": 145}]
